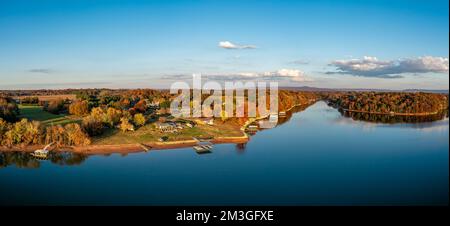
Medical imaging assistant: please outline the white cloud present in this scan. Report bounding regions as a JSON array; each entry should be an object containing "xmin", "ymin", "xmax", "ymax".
[
  {"xmin": 218, "ymin": 41, "xmax": 256, "ymax": 49},
  {"xmin": 328, "ymin": 56, "xmax": 449, "ymax": 78}
]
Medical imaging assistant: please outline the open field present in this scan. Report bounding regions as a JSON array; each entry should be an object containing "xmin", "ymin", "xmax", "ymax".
[
  {"xmin": 16, "ymin": 94, "xmax": 77, "ymax": 102},
  {"xmin": 18, "ymin": 105, "xmax": 81, "ymax": 126},
  {"xmin": 19, "ymin": 105, "xmax": 63, "ymax": 121}
]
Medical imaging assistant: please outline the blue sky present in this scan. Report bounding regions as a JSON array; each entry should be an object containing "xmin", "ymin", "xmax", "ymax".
[{"xmin": 0, "ymin": 0, "xmax": 448, "ymax": 89}]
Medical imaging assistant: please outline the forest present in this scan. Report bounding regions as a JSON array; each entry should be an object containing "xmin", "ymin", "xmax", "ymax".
[{"xmin": 325, "ymin": 92, "xmax": 448, "ymax": 114}]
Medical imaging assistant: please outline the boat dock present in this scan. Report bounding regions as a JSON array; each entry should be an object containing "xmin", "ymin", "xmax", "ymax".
[
  {"xmin": 193, "ymin": 144, "xmax": 213, "ymax": 154},
  {"xmin": 192, "ymin": 137, "xmax": 214, "ymax": 154},
  {"xmin": 138, "ymin": 143, "xmax": 152, "ymax": 152}
]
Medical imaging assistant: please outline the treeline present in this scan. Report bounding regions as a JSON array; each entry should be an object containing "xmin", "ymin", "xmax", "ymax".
[
  {"xmin": 0, "ymin": 96, "xmax": 19, "ymax": 122},
  {"xmin": 222, "ymin": 90, "xmax": 318, "ymax": 125},
  {"xmin": 325, "ymin": 92, "xmax": 448, "ymax": 114},
  {"xmin": 0, "ymin": 118, "xmax": 90, "ymax": 147}
]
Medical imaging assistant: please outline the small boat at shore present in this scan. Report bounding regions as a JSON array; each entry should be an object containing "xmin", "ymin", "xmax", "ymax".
[
  {"xmin": 247, "ymin": 124, "xmax": 258, "ymax": 131},
  {"xmin": 30, "ymin": 143, "xmax": 54, "ymax": 159}
]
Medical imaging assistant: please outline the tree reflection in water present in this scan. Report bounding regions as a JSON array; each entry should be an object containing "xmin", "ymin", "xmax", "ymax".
[
  {"xmin": 339, "ymin": 109, "xmax": 448, "ymax": 124},
  {"xmin": 235, "ymin": 143, "xmax": 247, "ymax": 153},
  {"xmin": 0, "ymin": 151, "xmax": 88, "ymax": 168}
]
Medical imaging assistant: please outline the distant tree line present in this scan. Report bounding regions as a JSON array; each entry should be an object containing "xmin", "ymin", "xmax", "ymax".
[
  {"xmin": 0, "ymin": 118, "xmax": 91, "ymax": 147},
  {"xmin": 325, "ymin": 92, "xmax": 448, "ymax": 114}
]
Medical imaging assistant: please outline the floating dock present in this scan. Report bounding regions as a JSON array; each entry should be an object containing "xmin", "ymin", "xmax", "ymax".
[{"xmin": 193, "ymin": 144, "xmax": 213, "ymax": 154}]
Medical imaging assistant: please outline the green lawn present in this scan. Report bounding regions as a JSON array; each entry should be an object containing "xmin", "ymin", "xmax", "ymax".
[{"xmin": 18, "ymin": 105, "xmax": 81, "ymax": 126}]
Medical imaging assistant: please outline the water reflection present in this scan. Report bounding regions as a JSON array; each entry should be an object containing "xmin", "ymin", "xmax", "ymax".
[
  {"xmin": 0, "ymin": 102, "xmax": 448, "ymax": 168},
  {"xmin": 0, "ymin": 151, "xmax": 88, "ymax": 168},
  {"xmin": 235, "ymin": 143, "xmax": 247, "ymax": 153},
  {"xmin": 253, "ymin": 104, "xmax": 309, "ymax": 133}
]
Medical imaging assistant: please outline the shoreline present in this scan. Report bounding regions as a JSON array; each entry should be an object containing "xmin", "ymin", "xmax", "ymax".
[
  {"xmin": 0, "ymin": 100, "xmax": 314, "ymax": 154},
  {"xmin": 240, "ymin": 100, "xmax": 315, "ymax": 131},
  {"xmin": 0, "ymin": 135, "xmax": 250, "ymax": 155}
]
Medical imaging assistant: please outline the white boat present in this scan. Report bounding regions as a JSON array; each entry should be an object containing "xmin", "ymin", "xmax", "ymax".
[{"xmin": 31, "ymin": 143, "xmax": 54, "ymax": 158}]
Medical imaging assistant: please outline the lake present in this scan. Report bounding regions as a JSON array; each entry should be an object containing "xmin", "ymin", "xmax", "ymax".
[{"xmin": 0, "ymin": 101, "xmax": 448, "ymax": 205}]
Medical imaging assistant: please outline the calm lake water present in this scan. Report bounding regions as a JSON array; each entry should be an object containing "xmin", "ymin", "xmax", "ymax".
[{"xmin": 0, "ymin": 101, "xmax": 448, "ymax": 205}]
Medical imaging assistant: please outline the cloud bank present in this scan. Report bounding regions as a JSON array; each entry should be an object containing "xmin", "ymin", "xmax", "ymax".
[
  {"xmin": 218, "ymin": 41, "xmax": 256, "ymax": 49},
  {"xmin": 161, "ymin": 69, "xmax": 312, "ymax": 83},
  {"xmin": 328, "ymin": 56, "xmax": 449, "ymax": 78}
]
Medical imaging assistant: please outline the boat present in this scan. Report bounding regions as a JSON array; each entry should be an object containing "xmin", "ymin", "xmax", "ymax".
[
  {"xmin": 247, "ymin": 124, "xmax": 258, "ymax": 131},
  {"xmin": 279, "ymin": 111, "xmax": 286, "ymax": 117},
  {"xmin": 30, "ymin": 143, "xmax": 54, "ymax": 159}
]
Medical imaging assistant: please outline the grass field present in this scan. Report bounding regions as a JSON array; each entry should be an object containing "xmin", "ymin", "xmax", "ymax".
[
  {"xmin": 17, "ymin": 94, "xmax": 77, "ymax": 102},
  {"xmin": 18, "ymin": 105, "xmax": 81, "ymax": 126}
]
